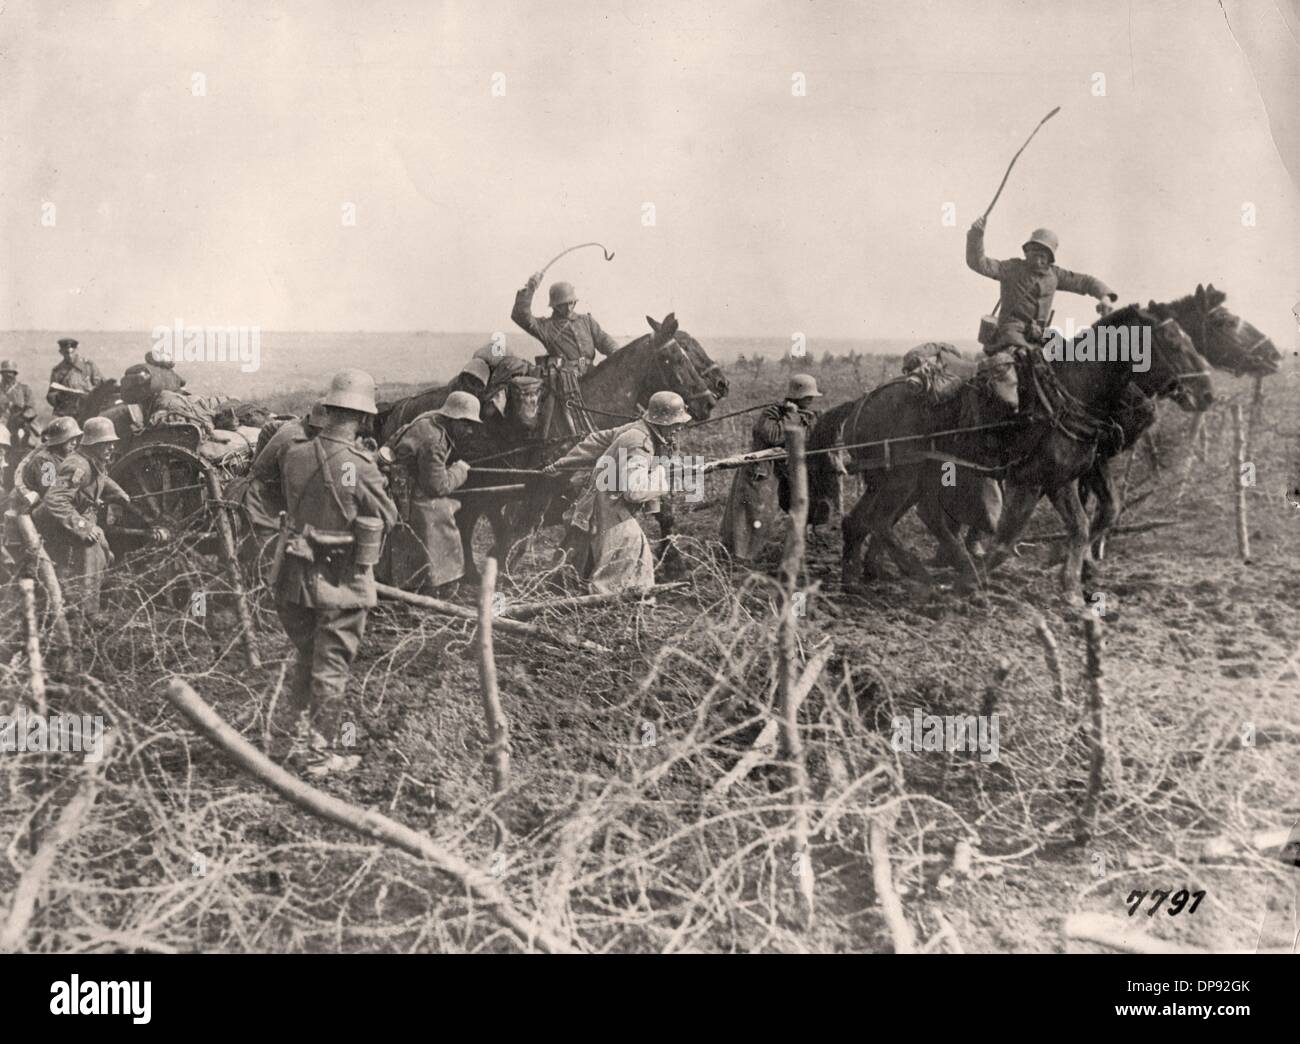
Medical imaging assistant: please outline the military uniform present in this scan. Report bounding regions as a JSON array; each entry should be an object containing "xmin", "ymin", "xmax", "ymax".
[
  {"xmin": 966, "ymin": 226, "xmax": 1114, "ymax": 351},
  {"xmin": 966, "ymin": 225, "xmax": 1114, "ymax": 408},
  {"xmin": 33, "ymin": 450, "xmax": 128, "ymax": 617},
  {"xmin": 552, "ymin": 419, "xmax": 668, "ymax": 593},
  {"xmin": 47, "ymin": 357, "xmax": 104, "ymax": 416},
  {"xmin": 0, "ymin": 378, "xmax": 37, "ymax": 446},
  {"xmin": 720, "ymin": 401, "xmax": 817, "ymax": 560},
  {"xmin": 385, "ymin": 413, "xmax": 470, "ymax": 591},
  {"xmin": 275, "ymin": 434, "xmax": 397, "ymax": 743},
  {"xmin": 512, "ymin": 283, "xmax": 619, "ymax": 372}
]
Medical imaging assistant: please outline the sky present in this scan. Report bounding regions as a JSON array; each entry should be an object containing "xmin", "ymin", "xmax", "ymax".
[{"xmin": 2, "ymin": 0, "xmax": 1297, "ymax": 344}]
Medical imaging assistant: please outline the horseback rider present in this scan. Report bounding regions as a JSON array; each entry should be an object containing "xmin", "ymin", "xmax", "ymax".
[
  {"xmin": 143, "ymin": 346, "xmax": 186, "ymax": 392},
  {"xmin": 544, "ymin": 390, "xmax": 691, "ymax": 594},
  {"xmin": 966, "ymin": 217, "xmax": 1118, "ymax": 409},
  {"xmin": 273, "ymin": 369, "xmax": 397, "ymax": 776},
  {"xmin": 33, "ymin": 416, "xmax": 132, "ymax": 622},
  {"xmin": 121, "ymin": 363, "xmax": 215, "ymax": 437},
  {"xmin": 47, "ymin": 338, "xmax": 104, "ymax": 417},
  {"xmin": 512, "ymin": 272, "xmax": 620, "ymax": 435},
  {"xmin": 380, "ymin": 389, "xmax": 482, "ymax": 597},
  {"xmin": 720, "ymin": 374, "xmax": 822, "ymax": 561}
]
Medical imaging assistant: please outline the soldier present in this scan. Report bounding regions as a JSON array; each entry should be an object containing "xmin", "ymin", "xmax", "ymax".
[
  {"xmin": 512, "ymin": 272, "xmax": 620, "ymax": 435},
  {"xmin": 47, "ymin": 338, "xmax": 104, "ymax": 417},
  {"xmin": 966, "ymin": 217, "xmax": 1118, "ymax": 409},
  {"xmin": 546, "ymin": 390, "xmax": 691, "ymax": 594},
  {"xmin": 33, "ymin": 417, "xmax": 131, "ymax": 621},
  {"xmin": 274, "ymin": 369, "xmax": 397, "ymax": 776},
  {"xmin": 121, "ymin": 364, "xmax": 214, "ymax": 436},
  {"xmin": 382, "ymin": 390, "xmax": 480, "ymax": 596},
  {"xmin": 143, "ymin": 346, "xmax": 186, "ymax": 392},
  {"xmin": 11, "ymin": 417, "xmax": 82, "ymax": 511},
  {"xmin": 720, "ymin": 374, "xmax": 822, "ymax": 560},
  {"xmin": 1, "ymin": 360, "xmax": 38, "ymax": 489},
  {"xmin": 0, "ymin": 360, "xmax": 39, "ymax": 462}
]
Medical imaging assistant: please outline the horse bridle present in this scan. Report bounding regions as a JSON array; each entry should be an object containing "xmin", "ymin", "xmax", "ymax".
[
  {"xmin": 656, "ymin": 337, "xmax": 715, "ymax": 417},
  {"xmin": 1199, "ymin": 303, "xmax": 1274, "ymax": 376}
]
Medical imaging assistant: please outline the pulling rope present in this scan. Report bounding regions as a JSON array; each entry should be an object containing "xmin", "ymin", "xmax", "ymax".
[{"xmin": 467, "ymin": 417, "xmax": 1030, "ymax": 478}]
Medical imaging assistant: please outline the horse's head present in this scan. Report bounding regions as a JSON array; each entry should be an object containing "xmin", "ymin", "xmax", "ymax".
[
  {"xmin": 648, "ymin": 314, "xmax": 729, "ymax": 402},
  {"xmin": 1122, "ymin": 306, "xmax": 1213, "ymax": 412},
  {"xmin": 1155, "ymin": 284, "xmax": 1280, "ymax": 378},
  {"xmin": 641, "ymin": 316, "xmax": 717, "ymax": 421}
]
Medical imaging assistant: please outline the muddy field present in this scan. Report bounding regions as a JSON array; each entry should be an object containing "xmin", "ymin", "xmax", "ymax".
[{"xmin": 2, "ymin": 355, "xmax": 1297, "ymax": 954}]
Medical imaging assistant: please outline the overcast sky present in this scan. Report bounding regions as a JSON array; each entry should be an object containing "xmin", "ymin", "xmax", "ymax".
[{"xmin": 2, "ymin": 0, "xmax": 1296, "ymax": 342}]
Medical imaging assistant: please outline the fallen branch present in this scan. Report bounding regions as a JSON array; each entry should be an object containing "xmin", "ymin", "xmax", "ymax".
[
  {"xmin": 477, "ymin": 558, "xmax": 510, "ymax": 797},
  {"xmin": 869, "ymin": 813, "xmax": 917, "ymax": 954},
  {"xmin": 502, "ymin": 581, "xmax": 687, "ymax": 620},
  {"xmin": 376, "ymin": 582, "xmax": 610, "ymax": 654},
  {"xmin": 1033, "ymin": 615, "xmax": 1067, "ymax": 705},
  {"xmin": 0, "ymin": 735, "xmax": 113, "ymax": 953},
  {"xmin": 1076, "ymin": 616, "xmax": 1107, "ymax": 842},
  {"xmin": 162, "ymin": 678, "xmax": 578, "ymax": 954}
]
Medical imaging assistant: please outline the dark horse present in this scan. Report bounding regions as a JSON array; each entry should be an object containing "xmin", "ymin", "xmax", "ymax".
[
  {"xmin": 376, "ymin": 314, "xmax": 724, "ymax": 584},
  {"xmin": 843, "ymin": 285, "xmax": 1276, "ymax": 581},
  {"xmin": 811, "ymin": 306, "xmax": 1212, "ymax": 600}
]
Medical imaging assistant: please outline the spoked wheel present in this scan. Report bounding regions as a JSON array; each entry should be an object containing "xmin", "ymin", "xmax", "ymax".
[{"xmin": 108, "ymin": 437, "xmax": 215, "ymax": 561}]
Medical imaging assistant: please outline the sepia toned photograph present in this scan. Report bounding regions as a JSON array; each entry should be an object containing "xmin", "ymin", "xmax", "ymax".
[{"xmin": 0, "ymin": 0, "xmax": 1297, "ymax": 993}]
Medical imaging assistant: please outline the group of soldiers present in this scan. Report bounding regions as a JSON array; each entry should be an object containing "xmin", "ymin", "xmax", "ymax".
[{"xmin": 2, "ymin": 222, "xmax": 1113, "ymax": 776}]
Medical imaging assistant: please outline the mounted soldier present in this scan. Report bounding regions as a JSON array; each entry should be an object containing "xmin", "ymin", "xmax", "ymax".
[
  {"xmin": 121, "ymin": 364, "xmax": 215, "ymax": 436},
  {"xmin": 379, "ymin": 389, "xmax": 481, "ymax": 597},
  {"xmin": 33, "ymin": 416, "xmax": 131, "ymax": 622},
  {"xmin": 142, "ymin": 346, "xmax": 186, "ymax": 392},
  {"xmin": 966, "ymin": 217, "xmax": 1118, "ymax": 410},
  {"xmin": 512, "ymin": 272, "xmax": 619, "ymax": 435},
  {"xmin": 0, "ymin": 359, "xmax": 38, "ymax": 485},
  {"xmin": 546, "ymin": 390, "xmax": 691, "ymax": 594},
  {"xmin": 273, "ymin": 369, "xmax": 397, "ymax": 777},
  {"xmin": 47, "ymin": 338, "xmax": 104, "ymax": 417},
  {"xmin": 720, "ymin": 374, "xmax": 823, "ymax": 561}
]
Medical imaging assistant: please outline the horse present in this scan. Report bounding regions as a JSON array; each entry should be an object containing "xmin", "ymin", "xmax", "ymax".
[
  {"xmin": 814, "ymin": 306, "xmax": 1211, "ymax": 600},
  {"xmin": 376, "ymin": 314, "xmax": 724, "ymax": 585},
  {"xmin": 848, "ymin": 286, "xmax": 1275, "ymax": 580},
  {"xmin": 1074, "ymin": 284, "xmax": 1277, "ymax": 557}
]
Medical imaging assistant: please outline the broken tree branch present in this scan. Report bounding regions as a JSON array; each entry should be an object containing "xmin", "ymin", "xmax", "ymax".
[{"xmin": 162, "ymin": 678, "xmax": 578, "ymax": 954}]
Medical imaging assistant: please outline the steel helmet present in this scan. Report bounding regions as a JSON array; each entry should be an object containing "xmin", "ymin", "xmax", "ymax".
[
  {"xmin": 321, "ymin": 368, "xmax": 378, "ymax": 415},
  {"xmin": 1022, "ymin": 228, "xmax": 1059, "ymax": 262},
  {"xmin": 82, "ymin": 416, "xmax": 119, "ymax": 445},
  {"xmin": 0, "ymin": 359, "xmax": 17, "ymax": 374},
  {"xmin": 786, "ymin": 374, "xmax": 822, "ymax": 399},
  {"xmin": 644, "ymin": 390, "xmax": 692, "ymax": 426},
  {"xmin": 44, "ymin": 416, "xmax": 83, "ymax": 446},
  {"xmin": 433, "ymin": 390, "xmax": 483, "ymax": 423},
  {"xmin": 548, "ymin": 281, "xmax": 577, "ymax": 308},
  {"xmin": 460, "ymin": 357, "xmax": 492, "ymax": 385}
]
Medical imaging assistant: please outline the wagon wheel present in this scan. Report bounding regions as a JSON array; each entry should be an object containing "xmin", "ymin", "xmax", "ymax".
[{"xmin": 108, "ymin": 441, "xmax": 214, "ymax": 562}]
